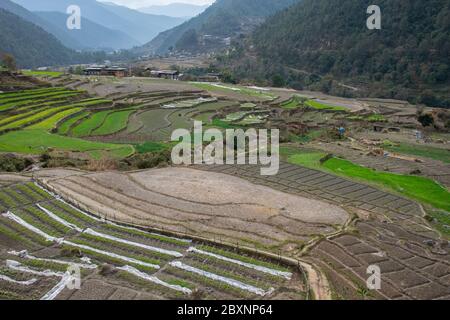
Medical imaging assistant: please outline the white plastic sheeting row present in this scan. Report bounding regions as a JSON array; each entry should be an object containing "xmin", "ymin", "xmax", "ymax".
[
  {"xmin": 84, "ymin": 228, "xmax": 183, "ymax": 258},
  {"xmin": 188, "ymin": 247, "xmax": 292, "ymax": 280},
  {"xmin": 3, "ymin": 211, "xmax": 160, "ymax": 270},
  {"xmin": 8, "ymin": 250, "xmax": 97, "ymax": 270},
  {"xmin": 7, "ymin": 260, "xmax": 63, "ymax": 278},
  {"xmin": 169, "ymin": 261, "xmax": 274, "ymax": 296},
  {"xmin": 36, "ymin": 204, "xmax": 83, "ymax": 232},
  {"xmin": 3, "ymin": 211, "xmax": 57, "ymax": 242},
  {"xmin": 0, "ymin": 273, "xmax": 37, "ymax": 285},
  {"xmin": 32, "ymin": 202, "xmax": 184, "ymax": 258},
  {"xmin": 106, "ymin": 220, "xmax": 192, "ymax": 244},
  {"xmin": 63, "ymin": 240, "xmax": 161, "ymax": 270},
  {"xmin": 117, "ymin": 265, "xmax": 192, "ymax": 295}
]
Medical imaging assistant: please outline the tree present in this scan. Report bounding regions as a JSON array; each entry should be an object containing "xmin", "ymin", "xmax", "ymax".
[
  {"xmin": 272, "ymin": 74, "xmax": 285, "ymax": 87},
  {"xmin": 1, "ymin": 53, "xmax": 16, "ymax": 71}
]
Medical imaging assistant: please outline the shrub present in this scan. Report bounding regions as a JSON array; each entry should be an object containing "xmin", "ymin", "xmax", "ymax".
[
  {"xmin": 0, "ymin": 154, "xmax": 33, "ymax": 172},
  {"xmin": 127, "ymin": 150, "xmax": 172, "ymax": 170}
]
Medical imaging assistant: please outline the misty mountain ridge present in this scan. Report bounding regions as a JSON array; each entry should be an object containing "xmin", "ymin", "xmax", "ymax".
[
  {"xmin": 137, "ymin": 2, "xmax": 209, "ymax": 18},
  {"xmin": 11, "ymin": 0, "xmax": 185, "ymax": 45}
]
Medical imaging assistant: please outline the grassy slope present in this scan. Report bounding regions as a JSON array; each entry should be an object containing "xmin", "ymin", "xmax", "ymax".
[
  {"xmin": 385, "ymin": 143, "xmax": 450, "ymax": 164},
  {"xmin": 285, "ymin": 150, "xmax": 450, "ymax": 212},
  {"xmin": 0, "ymin": 129, "xmax": 133, "ymax": 158}
]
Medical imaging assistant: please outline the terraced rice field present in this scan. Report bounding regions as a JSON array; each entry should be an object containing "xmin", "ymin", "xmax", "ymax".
[
  {"xmin": 0, "ymin": 87, "xmax": 134, "ymax": 158},
  {"xmin": 305, "ymin": 100, "xmax": 348, "ymax": 112},
  {"xmin": 0, "ymin": 179, "xmax": 306, "ymax": 300},
  {"xmin": 91, "ymin": 109, "xmax": 137, "ymax": 136},
  {"xmin": 116, "ymin": 100, "xmax": 236, "ymax": 142}
]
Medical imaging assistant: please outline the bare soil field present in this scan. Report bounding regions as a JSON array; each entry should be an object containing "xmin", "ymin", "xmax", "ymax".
[{"xmin": 38, "ymin": 167, "xmax": 349, "ymax": 250}]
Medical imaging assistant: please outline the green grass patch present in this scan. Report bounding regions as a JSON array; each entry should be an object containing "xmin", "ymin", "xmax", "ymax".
[
  {"xmin": 287, "ymin": 151, "xmax": 450, "ymax": 212},
  {"xmin": 384, "ymin": 143, "xmax": 450, "ymax": 164},
  {"xmin": 366, "ymin": 114, "xmax": 387, "ymax": 122},
  {"xmin": 0, "ymin": 129, "xmax": 134, "ymax": 158},
  {"xmin": 305, "ymin": 100, "xmax": 348, "ymax": 112},
  {"xmin": 280, "ymin": 95, "xmax": 306, "ymax": 110},
  {"xmin": 211, "ymin": 118, "xmax": 238, "ymax": 129},
  {"xmin": 135, "ymin": 141, "xmax": 171, "ymax": 154},
  {"xmin": 22, "ymin": 70, "xmax": 63, "ymax": 78}
]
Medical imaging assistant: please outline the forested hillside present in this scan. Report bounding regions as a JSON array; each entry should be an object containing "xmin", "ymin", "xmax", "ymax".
[
  {"xmin": 0, "ymin": 8, "xmax": 113, "ymax": 68},
  {"xmin": 136, "ymin": 0, "xmax": 298, "ymax": 55},
  {"xmin": 0, "ymin": 9, "xmax": 76, "ymax": 67},
  {"xmin": 221, "ymin": 0, "xmax": 450, "ymax": 108}
]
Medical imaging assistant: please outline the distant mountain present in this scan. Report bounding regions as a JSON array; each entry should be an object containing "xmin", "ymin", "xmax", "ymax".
[
  {"xmin": 12, "ymin": 0, "xmax": 185, "ymax": 44},
  {"xmin": 0, "ymin": 8, "xmax": 75, "ymax": 68},
  {"xmin": 99, "ymin": 1, "xmax": 186, "ymax": 44},
  {"xmin": 136, "ymin": 0, "xmax": 299, "ymax": 55},
  {"xmin": 35, "ymin": 11, "xmax": 140, "ymax": 50},
  {"xmin": 137, "ymin": 2, "xmax": 209, "ymax": 18},
  {"xmin": 0, "ymin": 0, "xmax": 82, "ymax": 49},
  {"xmin": 223, "ymin": 0, "xmax": 450, "ymax": 108}
]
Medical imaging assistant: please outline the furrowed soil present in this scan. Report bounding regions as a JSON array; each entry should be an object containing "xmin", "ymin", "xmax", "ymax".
[{"xmin": 39, "ymin": 167, "xmax": 349, "ymax": 251}]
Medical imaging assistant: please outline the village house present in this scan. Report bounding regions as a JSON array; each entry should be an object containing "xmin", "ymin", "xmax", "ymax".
[
  {"xmin": 146, "ymin": 69, "xmax": 180, "ymax": 80},
  {"xmin": 84, "ymin": 65, "xmax": 128, "ymax": 77}
]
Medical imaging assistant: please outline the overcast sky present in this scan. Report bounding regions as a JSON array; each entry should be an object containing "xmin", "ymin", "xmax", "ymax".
[{"xmin": 100, "ymin": 0, "xmax": 215, "ymax": 9}]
